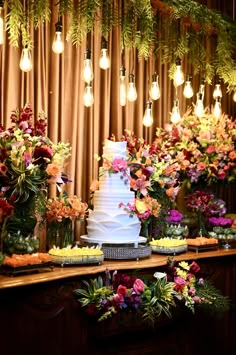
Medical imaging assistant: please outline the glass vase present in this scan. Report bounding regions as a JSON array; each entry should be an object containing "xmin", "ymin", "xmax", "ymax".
[
  {"xmin": 197, "ymin": 211, "xmax": 208, "ymax": 237},
  {"xmin": 46, "ymin": 219, "xmax": 74, "ymax": 250}
]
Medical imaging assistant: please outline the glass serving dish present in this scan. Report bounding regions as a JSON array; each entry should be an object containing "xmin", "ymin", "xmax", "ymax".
[{"xmin": 151, "ymin": 244, "xmax": 187, "ymax": 255}]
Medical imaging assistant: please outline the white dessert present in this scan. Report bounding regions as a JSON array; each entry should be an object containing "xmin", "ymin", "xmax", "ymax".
[{"xmin": 85, "ymin": 140, "xmax": 142, "ymax": 244}]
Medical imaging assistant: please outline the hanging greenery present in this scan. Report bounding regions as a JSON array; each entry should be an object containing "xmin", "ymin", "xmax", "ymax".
[{"xmin": 3, "ymin": 0, "xmax": 236, "ymax": 90}]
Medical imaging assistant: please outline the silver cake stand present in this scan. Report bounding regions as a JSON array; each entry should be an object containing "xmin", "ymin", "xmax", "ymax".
[{"xmin": 79, "ymin": 235, "xmax": 151, "ymax": 260}]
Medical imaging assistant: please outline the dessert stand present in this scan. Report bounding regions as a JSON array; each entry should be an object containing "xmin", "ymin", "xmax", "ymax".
[{"xmin": 80, "ymin": 235, "xmax": 152, "ymax": 260}]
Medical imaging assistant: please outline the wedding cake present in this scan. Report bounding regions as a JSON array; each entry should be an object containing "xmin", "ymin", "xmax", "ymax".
[{"xmin": 82, "ymin": 139, "xmax": 144, "ymax": 245}]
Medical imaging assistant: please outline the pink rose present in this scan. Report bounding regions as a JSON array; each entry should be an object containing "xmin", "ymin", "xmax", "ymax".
[{"xmin": 133, "ymin": 279, "xmax": 146, "ymax": 294}]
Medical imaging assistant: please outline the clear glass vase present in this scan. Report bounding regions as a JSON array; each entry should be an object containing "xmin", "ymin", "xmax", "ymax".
[{"xmin": 46, "ymin": 219, "xmax": 74, "ymax": 250}]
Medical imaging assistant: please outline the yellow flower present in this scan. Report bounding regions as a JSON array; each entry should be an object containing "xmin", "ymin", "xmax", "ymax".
[
  {"xmin": 176, "ymin": 268, "xmax": 188, "ymax": 280},
  {"xmin": 179, "ymin": 261, "xmax": 190, "ymax": 271},
  {"xmin": 135, "ymin": 199, "xmax": 147, "ymax": 214}
]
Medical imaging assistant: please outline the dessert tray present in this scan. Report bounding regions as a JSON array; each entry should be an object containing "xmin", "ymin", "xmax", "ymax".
[
  {"xmin": 187, "ymin": 237, "xmax": 219, "ymax": 253},
  {"xmin": 48, "ymin": 246, "xmax": 104, "ymax": 266},
  {"xmin": 0, "ymin": 253, "xmax": 54, "ymax": 276},
  {"xmin": 0, "ymin": 262, "xmax": 54, "ymax": 276}
]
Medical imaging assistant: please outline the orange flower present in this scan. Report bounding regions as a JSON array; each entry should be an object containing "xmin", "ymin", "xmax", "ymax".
[
  {"xmin": 90, "ymin": 180, "xmax": 99, "ymax": 192},
  {"xmin": 46, "ymin": 163, "xmax": 61, "ymax": 177}
]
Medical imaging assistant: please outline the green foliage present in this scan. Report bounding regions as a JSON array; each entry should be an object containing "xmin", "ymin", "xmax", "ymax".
[
  {"xmin": 196, "ymin": 280, "xmax": 231, "ymax": 314},
  {"xmin": 5, "ymin": 0, "xmax": 23, "ymax": 47},
  {"xmin": 32, "ymin": 0, "xmax": 51, "ymax": 28},
  {"xmin": 142, "ymin": 277, "xmax": 177, "ymax": 324},
  {"xmin": 3, "ymin": 0, "xmax": 236, "ymax": 88}
]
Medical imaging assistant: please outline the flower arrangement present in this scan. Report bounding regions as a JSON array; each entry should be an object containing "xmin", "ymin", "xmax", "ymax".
[
  {"xmin": 151, "ymin": 111, "xmax": 236, "ymax": 187},
  {"xmin": 185, "ymin": 190, "xmax": 228, "ymax": 236},
  {"xmin": 119, "ymin": 196, "xmax": 162, "ymax": 238},
  {"xmin": 111, "ymin": 110, "xmax": 236, "ymax": 206},
  {"xmin": 45, "ymin": 193, "xmax": 88, "ymax": 223},
  {"xmin": 44, "ymin": 192, "xmax": 88, "ymax": 248},
  {"xmin": 74, "ymin": 258, "xmax": 229, "ymax": 324},
  {"xmin": 0, "ymin": 104, "xmax": 71, "ymax": 239},
  {"xmin": 0, "ymin": 104, "xmax": 71, "ymax": 203}
]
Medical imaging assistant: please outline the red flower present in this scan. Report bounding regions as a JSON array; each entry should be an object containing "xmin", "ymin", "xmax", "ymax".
[
  {"xmin": 117, "ymin": 284, "xmax": 128, "ymax": 296},
  {"xmin": 86, "ymin": 303, "xmax": 98, "ymax": 316}
]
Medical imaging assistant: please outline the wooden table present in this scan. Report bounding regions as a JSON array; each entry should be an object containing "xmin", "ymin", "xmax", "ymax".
[{"xmin": 1, "ymin": 248, "xmax": 236, "ymax": 355}]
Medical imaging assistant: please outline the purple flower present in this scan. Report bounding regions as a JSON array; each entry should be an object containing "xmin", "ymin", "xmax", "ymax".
[
  {"xmin": 198, "ymin": 278, "xmax": 204, "ymax": 286},
  {"xmin": 166, "ymin": 209, "xmax": 183, "ymax": 223},
  {"xmin": 208, "ymin": 217, "xmax": 233, "ymax": 227}
]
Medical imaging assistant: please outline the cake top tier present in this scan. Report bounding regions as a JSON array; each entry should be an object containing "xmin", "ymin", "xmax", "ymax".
[{"xmin": 103, "ymin": 139, "xmax": 127, "ymax": 159}]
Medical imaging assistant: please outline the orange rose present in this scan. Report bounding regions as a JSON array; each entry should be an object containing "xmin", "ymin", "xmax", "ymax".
[{"xmin": 46, "ymin": 163, "xmax": 61, "ymax": 177}]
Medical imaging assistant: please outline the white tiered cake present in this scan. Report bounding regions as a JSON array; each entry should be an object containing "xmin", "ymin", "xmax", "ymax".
[{"xmin": 81, "ymin": 139, "xmax": 145, "ymax": 246}]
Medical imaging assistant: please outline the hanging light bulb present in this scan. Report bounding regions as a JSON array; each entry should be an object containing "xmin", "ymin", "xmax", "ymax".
[
  {"xmin": 213, "ymin": 82, "xmax": 222, "ymax": 100},
  {"xmin": 194, "ymin": 92, "xmax": 204, "ymax": 117},
  {"xmin": 19, "ymin": 47, "xmax": 32, "ymax": 72},
  {"xmin": 213, "ymin": 97, "xmax": 222, "ymax": 119},
  {"xmin": 183, "ymin": 75, "xmax": 194, "ymax": 98},
  {"xmin": 199, "ymin": 78, "xmax": 205, "ymax": 102},
  {"xmin": 142, "ymin": 101, "xmax": 153, "ymax": 127},
  {"xmin": 149, "ymin": 72, "xmax": 160, "ymax": 100},
  {"xmin": 174, "ymin": 58, "xmax": 184, "ymax": 87},
  {"xmin": 119, "ymin": 66, "xmax": 126, "ymax": 106},
  {"xmin": 127, "ymin": 74, "xmax": 137, "ymax": 102},
  {"xmin": 83, "ymin": 82, "xmax": 94, "ymax": 107},
  {"xmin": 99, "ymin": 37, "xmax": 110, "ymax": 70},
  {"xmin": 170, "ymin": 99, "xmax": 181, "ymax": 124},
  {"xmin": 233, "ymin": 92, "xmax": 236, "ymax": 102},
  {"xmin": 52, "ymin": 19, "xmax": 64, "ymax": 54},
  {"xmin": 0, "ymin": 1, "xmax": 4, "ymax": 45},
  {"xmin": 83, "ymin": 49, "xmax": 94, "ymax": 83}
]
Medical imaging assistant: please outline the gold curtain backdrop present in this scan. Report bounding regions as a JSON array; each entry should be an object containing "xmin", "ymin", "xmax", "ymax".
[{"xmin": 0, "ymin": 0, "xmax": 236, "ymax": 239}]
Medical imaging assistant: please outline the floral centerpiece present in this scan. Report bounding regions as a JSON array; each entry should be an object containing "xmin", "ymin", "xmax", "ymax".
[
  {"xmin": 162, "ymin": 208, "xmax": 189, "ymax": 239},
  {"xmin": 208, "ymin": 216, "xmax": 236, "ymax": 248},
  {"xmin": 74, "ymin": 258, "xmax": 229, "ymax": 324},
  {"xmin": 185, "ymin": 190, "xmax": 227, "ymax": 237},
  {"xmin": 0, "ymin": 104, "xmax": 71, "ymax": 252},
  {"xmin": 44, "ymin": 192, "xmax": 88, "ymax": 249}
]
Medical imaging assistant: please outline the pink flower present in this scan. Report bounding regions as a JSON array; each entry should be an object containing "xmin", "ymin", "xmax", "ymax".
[
  {"xmin": 189, "ymin": 261, "xmax": 200, "ymax": 273},
  {"xmin": 197, "ymin": 162, "xmax": 206, "ymax": 171},
  {"xmin": 174, "ymin": 276, "xmax": 186, "ymax": 291},
  {"xmin": 132, "ymin": 175, "xmax": 150, "ymax": 196},
  {"xmin": 188, "ymin": 287, "xmax": 196, "ymax": 296},
  {"xmin": 113, "ymin": 293, "xmax": 124, "ymax": 304},
  {"xmin": 206, "ymin": 145, "xmax": 215, "ymax": 154},
  {"xmin": 112, "ymin": 158, "xmax": 128, "ymax": 172},
  {"xmin": 218, "ymin": 169, "xmax": 226, "ymax": 180},
  {"xmin": 133, "ymin": 279, "xmax": 146, "ymax": 294}
]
